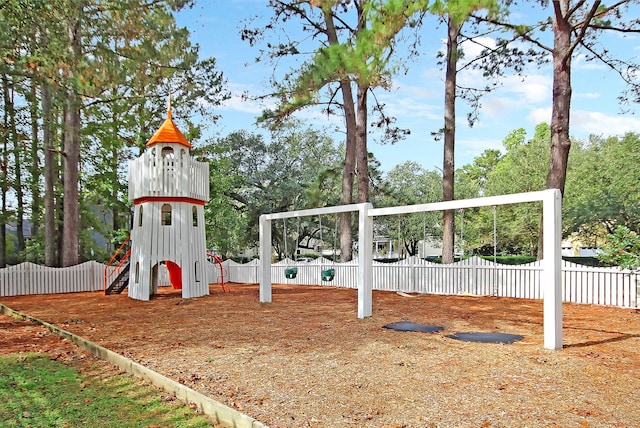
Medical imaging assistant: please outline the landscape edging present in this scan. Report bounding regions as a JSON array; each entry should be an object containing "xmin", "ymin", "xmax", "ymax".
[{"xmin": 0, "ymin": 303, "xmax": 268, "ymax": 428}]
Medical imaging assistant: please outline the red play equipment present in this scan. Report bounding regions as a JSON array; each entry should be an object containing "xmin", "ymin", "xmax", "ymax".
[
  {"xmin": 163, "ymin": 256, "xmax": 227, "ymax": 292},
  {"xmin": 165, "ymin": 260, "xmax": 183, "ymax": 290},
  {"xmin": 105, "ymin": 241, "xmax": 227, "ymax": 294},
  {"xmin": 104, "ymin": 236, "xmax": 132, "ymax": 295},
  {"xmin": 208, "ymin": 253, "xmax": 228, "ymax": 292}
]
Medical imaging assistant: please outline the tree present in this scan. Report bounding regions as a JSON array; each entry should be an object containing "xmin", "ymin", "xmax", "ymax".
[
  {"xmin": 478, "ymin": 124, "xmax": 550, "ymax": 255},
  {"xmin": 201, "ymin": 122, "xmax": 344, "ymax": 257},
  {"xmin": 0, "ymin": 0, "xmax": 227, "ymax": 266},
  {"xmin": 599, "ymin": 226, "xmax": 640, "ymax": 271},
  {"xmin": 427, "ymin": 0, "xmax": 498, "ymax": 263},
  {"xmin": 473, "ymin": 0, "xmax": 640, "ymax": 257},
  {"xmin": 564, "ymin": 132, "xmax": 640, "ymax": 243},
  {"xmin": 376, "ymin": 161, "xmax": 442, "ymax": 257},
  {"xmin": 242, "ymin": 0, "xmax": 428, "ymax": 260}
]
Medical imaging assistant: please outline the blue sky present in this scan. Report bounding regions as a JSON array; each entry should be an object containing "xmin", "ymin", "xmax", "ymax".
[{"xmin": 176, "ymin": 0, "xmax": 640, "ymax": 173}]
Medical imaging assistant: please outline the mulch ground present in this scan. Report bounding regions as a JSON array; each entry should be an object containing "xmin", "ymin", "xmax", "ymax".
[{"xmin": 1, "ymin": 283, "xmax": 639, "ymax": 427}]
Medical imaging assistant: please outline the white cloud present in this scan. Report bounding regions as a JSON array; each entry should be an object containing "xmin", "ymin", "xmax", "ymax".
[
  {"xmin": 574, "ymin": 53, "xmax": 608, "ymax": 71},
  {"xmin": 392, "ymin": 79, "xmax": 442, "ymax": 99},
  {"xmin": 525, "ymin": 108, "xmax": 640, "ymax": 138},
  {"xmin": 457, "ymin": 137, "xmax": 504, "ymax": 160},
  {"xmin": 385, "ymin": 96, "xmax": 441, "ymax": 121},
  {"xmin": 575, "ymin": 92, "xmax": 601, "ymax": 99},
  {"xmin": 214, "ymin": 81, "xmax": 269, "ymax": 114},
  {"xmin": 221, "ymin": 92, "xmax": 266, "ymax": 114},
  {"xmin": 571, "ymin": 110, "xmax": 640, "ymax": 137},
  {"xmin": 459, "ymin": 36, "xmax": 497, "ymax": 60},
  {"xmin": 481, "ymin": 97, "xmax": 513, "ymax": 118},
  {"xmin": 527, "ymin": 107, "xmax": 551, "ymax": 126},
  {"xmin": 502, "ymin": 74, "xmax": 552, "ymax": 104},
  {"xmin": 455, "ymin": 70, "xmax": 552, "ymax": 121},
  {"xmin": 380, "ymin": 78, "xmax": 442, "ymax": 122}
]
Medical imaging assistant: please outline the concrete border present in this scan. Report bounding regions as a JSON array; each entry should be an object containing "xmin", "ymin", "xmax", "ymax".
[{"xmin": 0, "ymin": 304, "xmax": 268, "ymax": 428}]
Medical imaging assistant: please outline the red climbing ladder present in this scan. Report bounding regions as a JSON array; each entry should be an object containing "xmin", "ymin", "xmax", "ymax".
[
  {"xmin": 207, "ymin": 253, "xmax": 228, "ymax": 292},
  {"xmin": 104, "ymin": 237, "xmax": 132, "ymax": 295}
]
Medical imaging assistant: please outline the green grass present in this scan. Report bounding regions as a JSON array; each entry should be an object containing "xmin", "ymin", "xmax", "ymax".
[{"xmin": 0, "ymin": 353, "xmax": 214, "ymax": 427}]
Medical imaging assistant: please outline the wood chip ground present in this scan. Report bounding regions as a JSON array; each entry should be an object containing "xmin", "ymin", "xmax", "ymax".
[{"xmin": 2, "ymin": 283, "xmax": 639, "ymax": 427}]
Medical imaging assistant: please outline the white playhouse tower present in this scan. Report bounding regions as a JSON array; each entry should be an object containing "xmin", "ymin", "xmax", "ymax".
[{"xmin": 127, "ymin": 103, "xmax": 210, "ymax": 300}]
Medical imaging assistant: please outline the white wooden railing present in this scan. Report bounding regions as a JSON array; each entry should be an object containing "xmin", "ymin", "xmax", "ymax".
[
  {"xmin": 128, "ymin": 153, "xmax": 209, "ymax": 201},
  {"xmin": 1, "ymin": 257, "xmax": 638, "ymax": 309}
]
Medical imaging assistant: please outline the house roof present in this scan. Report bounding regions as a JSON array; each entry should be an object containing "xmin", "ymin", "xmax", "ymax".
[{"xmin": 146, "ymin": 106, "xmax": 191, "ymax": 149}]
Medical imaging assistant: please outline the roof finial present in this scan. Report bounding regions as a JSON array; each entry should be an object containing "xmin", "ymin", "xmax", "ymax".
[{"xmin": 167, "ymin": 94, "xmax": 172, "ymax": 120}]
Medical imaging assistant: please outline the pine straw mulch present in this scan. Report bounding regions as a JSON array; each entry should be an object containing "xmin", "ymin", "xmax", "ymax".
[{"xmin": 1, "ymin": 283, "xmax": 639, "ymax": 428}]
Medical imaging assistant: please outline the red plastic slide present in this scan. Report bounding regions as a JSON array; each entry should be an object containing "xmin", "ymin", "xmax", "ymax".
[{"xmin": 165, "ymin": 261, "xmax": 183, "ymax": 289}]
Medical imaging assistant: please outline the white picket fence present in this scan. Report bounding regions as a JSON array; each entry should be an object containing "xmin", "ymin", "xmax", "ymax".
[
  {"xmin": 1, "ymin": 257, "xmax": 638, "ymax": 309},
  {"xmin": 224, "ymin": 256, "xmax": 640, "ymax": 308},
  {"xmin": 0, "ymin": 261, "xmax": 222, "ymax": 297},
  {"xmin": 0, "ymin": 261, "xmax": 107, "ymax": 296}
]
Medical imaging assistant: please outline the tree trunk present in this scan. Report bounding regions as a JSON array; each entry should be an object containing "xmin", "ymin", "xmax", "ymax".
[
  {"xmin": 441, "ymin": 17, "xmax": 460, "ymax": 264},
  {"xmin": 62, "ymin": 93, "xmax": 81, "ymax": 266},
  {"xmin": 356, "ymin": 83, "xmax": 369, "ymax": 203},
  {"xmin": 0, "ymin": 75, "xmax": 7, "ymax": 268},
  {"xmin": 8, "ymin": 78, "xmax": 25, "ymax": 259},
  {"xmin": 538, "ymin": 3, "xmax": 573, "ymax": 260},
  {"xmin": 42, "ymin": 81, "xmax": 58, "ymax": 266},
  {"xmin": 355, "ymin": 3, "xmax": 369, "ymax": 204},
  {"xmin": 61, "ymin": 18, "xmax": 82, "ymax": 267},
  {"xmin": 111, "ymin": 103, "xmax": 121, "ymax": 250},
  {"xmin": 339, "ymin": 79, "xmax": 356, "ymax": 262},
  {"xmin": 29, "ymin": 80, "xmax": 42, "ymax": 245},
  {"xmin": 323, "ymin": 7, "xmax": 357, "ymax": 262}
]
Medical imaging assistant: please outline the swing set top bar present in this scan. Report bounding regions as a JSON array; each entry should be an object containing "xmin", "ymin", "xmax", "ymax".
[
  {"xmin": 261, "ymin": 190, "xmax": 556, "ymax": 221},
  {"xmin": 261, "ymin": 203, "xmax": 369, "ymax": 221},
  {"xmin": 369, "ymin": 190, "xmax": 555, "ymax": 217}
]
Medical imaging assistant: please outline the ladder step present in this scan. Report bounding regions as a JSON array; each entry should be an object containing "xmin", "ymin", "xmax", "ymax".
[{"xmin": 106, "ymin": 262, "xmax": 131, "ymax": 295}]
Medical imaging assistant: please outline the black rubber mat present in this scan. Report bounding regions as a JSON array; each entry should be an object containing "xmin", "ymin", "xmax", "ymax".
[
  {"xmin": 383, "ymin": 321, "xmax": 444, "ymax": 333},
  {"xmin": 446, "ymin": 332, "xmax": 524, "ymax": 344}
]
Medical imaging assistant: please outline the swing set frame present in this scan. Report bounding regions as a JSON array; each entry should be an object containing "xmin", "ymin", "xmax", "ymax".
[{"xmin": 259, "ymin": 189, "xmax": 563, "ymax": 350}]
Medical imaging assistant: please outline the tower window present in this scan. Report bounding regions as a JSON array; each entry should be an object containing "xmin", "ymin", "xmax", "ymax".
[
  {"xmin": 138, "ymin": 205, "xmax": 143, "ymax": 227},
  {"xmin": 195, "ymin": 261, "xmax": 201, "ymax": 282},
  {"xmin": 161, "ymin": 204, "xmax": 172, "ymax": 226},
  {"xmin": 161, "ymin": 146, "xmax": 174, "ymax": 158},
  {"xmin": 192, "ymin": 206, "xmax": 198, "ymax": 227}
]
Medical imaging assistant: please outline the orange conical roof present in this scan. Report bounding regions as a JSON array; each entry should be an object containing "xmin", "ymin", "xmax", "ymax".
[{"xmin": 146, "ymin": 102, "xmax": 191, "ymax": 149}]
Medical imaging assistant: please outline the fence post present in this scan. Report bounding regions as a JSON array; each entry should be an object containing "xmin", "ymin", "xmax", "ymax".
[
  {"xmin": 259, "ymin": 214, "xmax": 272, "ymax": 303},
  {"xmin": 358, "ymin": 203, "xmax": 373, "ymax": 318},
  {"xmin": 635, "ymin": 273, "xmax": 639, "ymax": 308},
  {"xmin": 542, "ymin": 189, "xmax": 563, "ymax": 350}
]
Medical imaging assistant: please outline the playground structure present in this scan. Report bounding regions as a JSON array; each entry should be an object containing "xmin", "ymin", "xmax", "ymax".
[
  {"xmin": 259, "ymin": 189, "xmax": 563, "ymax": 349},
  {"xmin": 105, "ymin": 101, "xmax": 211, "ymax": 300}
]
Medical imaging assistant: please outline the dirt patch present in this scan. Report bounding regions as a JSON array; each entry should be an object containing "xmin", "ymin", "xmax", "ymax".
[{"xmin": 2, "ymin": 283, "xmax": 639, "ymax": 427}]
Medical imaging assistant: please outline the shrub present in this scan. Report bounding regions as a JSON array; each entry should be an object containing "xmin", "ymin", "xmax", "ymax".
[{"xmin": 599, "ymin": 226, "xmax": 640, "ymax": 271}]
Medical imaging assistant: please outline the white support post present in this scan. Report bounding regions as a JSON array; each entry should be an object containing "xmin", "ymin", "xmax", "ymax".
[
  {"xmin": 358, "ymin": 203, "xmax": 373, "ymax": 318},
  {"xmin": 259, "ymin": 215, "xmax": 272, "ymax": 303},
  {"xmin": 543, "ymin": 189, "xmax": 563, "ymax": 349}
]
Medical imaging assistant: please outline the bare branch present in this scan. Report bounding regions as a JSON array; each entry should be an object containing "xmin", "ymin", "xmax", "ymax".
[
  {"xmin": 470, "ymin": 13, "xmax": 553, "ymax": 52},
  {"xmin": 566, "ymin": 0, "xmax": 588, "ymax": 18},
  {"xmin": 567, "ymin": 0, "xmax": 601, "ymax": 56}
]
